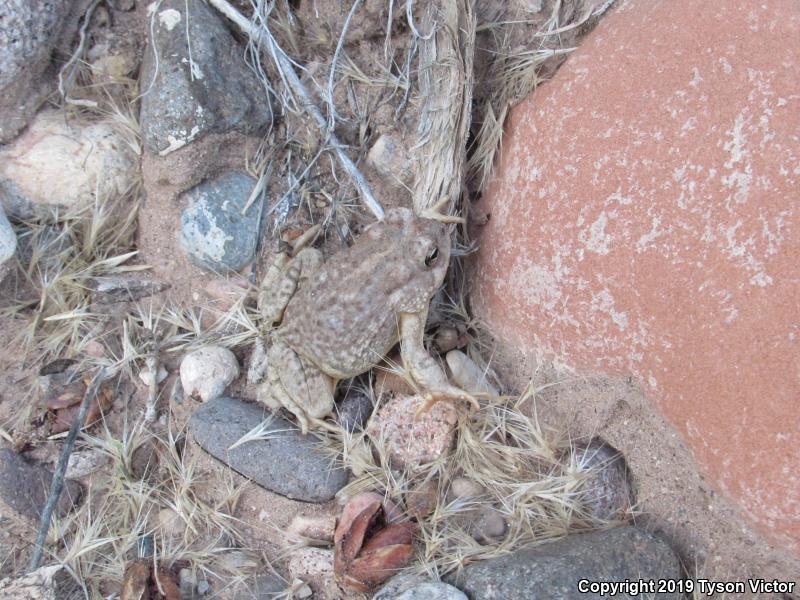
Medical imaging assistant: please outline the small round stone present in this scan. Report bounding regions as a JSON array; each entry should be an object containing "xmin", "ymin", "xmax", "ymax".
[
  {"xmin": 573, "ymin": 440, "xmax": 635, "ymax": 521},
  {"xmin": 434, "ymin": 326, "xmax": 462, "ymax": 353},
  {"xmin": 471, "ymin": 508, "xmax": 508, "ymax": 544},
  {"xmin": 406, "ymin": 478, "xmax": 439, "ymax": 519},
  {"xmin": 447, "ymin": 477, "xmax": 485, "ymax": 503},
  {"xmin": 180, "ymin": 345, "xmax": 239, "ymax": 402},
  {"xmin": 138, "ymin": 365, "xmax": 168, "ymax": 386},
  {"xmin": 287, "ymin": 548, "xmax": 337, "ymax": 598},
  {"xmin": 288, "ymin": 514, "xmax": 336, "ymax": 542},
  {"xmin": 335, "ymin": 388, "xmax": 374, "ymax": 432},
  {"xmin": 366, "ymin": 394, "xmax": 458, "ymax": 468},
  {"xmin": 158, "ymin": 507, "xmax": 186, "ymax": 538}
]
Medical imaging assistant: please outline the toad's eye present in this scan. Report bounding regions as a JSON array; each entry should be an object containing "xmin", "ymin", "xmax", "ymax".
[{"xmin": 424, "ymin": 247, "xmax": 440, "ymax": 267}]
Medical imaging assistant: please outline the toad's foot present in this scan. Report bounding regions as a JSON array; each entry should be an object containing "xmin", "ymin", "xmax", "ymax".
[
  {"xmin": 415, "ymin": 387, "xmax": 480, "ymax": 416},
  {"xmin": 399, "ymin": 311, "xmax": 479, "ymax": 414}
]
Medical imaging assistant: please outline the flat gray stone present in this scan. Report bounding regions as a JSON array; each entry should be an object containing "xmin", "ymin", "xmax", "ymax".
[
  {"xmin": 139, "ymin": 0, "xmax": 272, "ymax": 155},
  {"xmin": 179, "ymin": 172, "xmax": 261, "ymax": 272},
  {"xmin": 0, "ymin": 448, "xmax": 83, "ymax": 520},
  {"xmin": 446, "ymin": 527, "xmax": 681, "ymax": 600},
  {"xmin": 247, "ymin": 574, "xmax": 287, "ymax": 599},
  {"xmin": 190, "ymin": 397, "xmax": 348, "ymax": 502},
  {"xmin": 375, "ymin": 575, "xmax": 467, "ymax": 600}
]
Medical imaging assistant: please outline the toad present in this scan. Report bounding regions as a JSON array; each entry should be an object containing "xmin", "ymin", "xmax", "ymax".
[{"xmin": 256, "ymin": 207, "xmax": 478, "ymax": 433}]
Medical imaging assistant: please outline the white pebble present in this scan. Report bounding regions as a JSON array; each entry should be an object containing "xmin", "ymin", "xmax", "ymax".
[
  {"xmin": 447, "ymin": 477, "xmax": 485, "ymax": 503},
  {"xmin": 180, "ymin": 346, "xmax": 239, "ymax": 402},
  {"xmin": 288, "ymin": 514, "xmax": 336, "ymax": 542},
  {"xmin": 158, "ymin": 507, "xmax": 186, "ymax": 538},
  {"xmin": 138, "ymin": 365, "xmax": 168, "ymax": 386},
  {"xmin": 287, "ymin": 548, "xmax": 336, "ymax": 598},
  {"xmin": 446, "ymin": 350, "xmax": 499, "ymax": 396},
  {"xmin": 0, "ymin": 110, "xmax": 139, "ymax": 217}
]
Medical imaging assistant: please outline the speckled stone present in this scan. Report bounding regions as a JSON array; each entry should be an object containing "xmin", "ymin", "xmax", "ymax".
[
  {"xmin": 139, "ymin": 0, "xmax": 271, "ymax": 155},
  {"xmin": 334, "ymin": 388, "xmax": 374, "ymax": 432},
  {"xmin": 573, "ymin": 441, "xmax": 634, "ymax": 521},
  {"xmin": 189, "ymin": 397, "xmax": 348, "ymax": 502},
  {"xmin": 447, "ymin": 527, "xmax": 681, "ymax": 600},
  {"xmin": 179, "ymin": 172, "xmax": 262, "ymax": 272},
  {"xmin": 366, "ymin": 394, "xmax": 458, "ymax": 467}
]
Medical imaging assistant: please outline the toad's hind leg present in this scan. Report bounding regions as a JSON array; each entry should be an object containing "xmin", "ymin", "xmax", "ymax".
[
  {"xmin": 270, "ymin": 336, "xmax": 335, "ymax": 434},
  {"xmin": 258, "ymin": 248, "xmax": 323, "ymax": 328},
  {"xmin": 399, "ymin": 311, "xmax": 479, "ymax": 413}
]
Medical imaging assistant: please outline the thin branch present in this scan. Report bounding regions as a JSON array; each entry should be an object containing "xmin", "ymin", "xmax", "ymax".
[
  {"xmin": 58, "ymin": 0, "xmax": 103, "ymax": 107},
  {"xmin": 29, "ymin": 367, "xmax": 111, "ymax": 572},
  {"xmin": 207, "ymin": 0, "xmax": 385, "ymax": 221},
  {"xmin": 326, "ymin": 0, "xmax": 362, "ymax": 126},
  {"xmin": 143, "ymin": 331, "xmax": 159, "ymax": 424}
]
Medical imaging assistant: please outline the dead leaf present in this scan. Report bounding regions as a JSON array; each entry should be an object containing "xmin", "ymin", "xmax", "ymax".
[
  {"xmin": 120, "ymin": 561, "xmax": 149, "ymax": 600},
  {"xmin": 334, "ymin": 494, "xmax": 416, "ymax": 592},
  {"xmin": 120, "ymin": 560, "xmax": 181, "ymax": 600},
  {"xmin": 44, "ymin": 377, "xmax": 115, "ymax": 434}
]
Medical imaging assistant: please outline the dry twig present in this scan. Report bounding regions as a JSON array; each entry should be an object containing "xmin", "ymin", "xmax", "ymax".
[
  {"xmin": 29, "ymin": 367, "xmax": 111, "ymax": 572},
  {"xmin": 207, "ymin": 0, "xmax": 385, "ymax": 221}
]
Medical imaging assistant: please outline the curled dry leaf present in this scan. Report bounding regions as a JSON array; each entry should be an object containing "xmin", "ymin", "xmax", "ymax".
[
  {"xmin": 334, "ymin": 495, "xmax": 416, "ymax": 592},
  {"xmin": 43, "ymin": 376, "xmax": 115, "ymax": 434},
  {"xmin": 121, "ymin": 560, "xmax": 181, "ymax": 600}
]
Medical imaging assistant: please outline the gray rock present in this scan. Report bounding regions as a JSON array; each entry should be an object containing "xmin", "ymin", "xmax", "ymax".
[
  {"xmin": 0, "ymin": 0, "xmax": 73, "ymax": 142},
  {"xmin": 335, "ymin": 388, "xmax": 374, "ymax": 432},
  {"xmin": 574, "ymin": 440, "xmax": 635, "ymax": 521},
  {"xmin": 179, "ymin": 172, "xmax": 262, "ymax": 272},
  {"xmin": 139, "ymin": 0, "xmax": 272, "ymax": 155},
  {"xmin": 375, "ymin": 575, "xmax": 467, "ymax": 600},
  {"xmin": 244, "ymin": 574, "xmax": 286, "ymax": 599},
  {"xmin": 447, "ymin": 527, "xmax": 681, "ymax": 600},
  {"xmin": 190, "ymin": 397, "xmax": 348, "ymax": 502},
  {"xmin": 0, "ymin": 205, "xmax": 16, "ymax": 281},
  {"xmin": 0, "ymin": 448, "xmax": 84, "ymax": 520}
]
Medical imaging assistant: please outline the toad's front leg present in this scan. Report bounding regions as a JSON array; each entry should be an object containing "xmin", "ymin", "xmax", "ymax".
[
  {"xmin": 258, "ymin": 247, "xmax": 323, "ymax": 329},
  {"xmin": 399, "ymin": 311, "xmax": 479, "ymax": 413},
  {"xmin": 250, "ymin": 247, "xmax": 323, "ymax": 386}
]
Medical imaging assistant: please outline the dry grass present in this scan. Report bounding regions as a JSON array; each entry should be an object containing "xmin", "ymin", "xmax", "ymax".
[
  {"xmin": 468, "ymin": 0, "xmax": 615, "ymax": 190},
  {"xmin": 314, "ymin": 376, "xmax": 626, "ymax": 580},
  {"xmin": 44, "ymin": 422, "xmax": 259, "ymax": 598}
]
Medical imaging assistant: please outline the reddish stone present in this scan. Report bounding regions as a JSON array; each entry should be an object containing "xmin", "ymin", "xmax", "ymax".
[{"xmin": 470, "ymin": 0, "xmax": 800, "ymax": 555}]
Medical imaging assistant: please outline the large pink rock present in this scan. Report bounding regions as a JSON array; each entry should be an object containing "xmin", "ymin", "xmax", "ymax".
[{"xmin": 470, "ymin": 0, "xmax": 800, "ymax": 558}]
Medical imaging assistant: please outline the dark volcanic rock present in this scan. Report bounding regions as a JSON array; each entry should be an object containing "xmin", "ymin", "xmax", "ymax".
[
  {"xmin": 190, "ymin": 397, "xmax": 348, "ymax": 502},
  {"xmin": 447, "ymin": 526, "xmax": 681, "ymax": 600},
  {"xmin": 139, "ymin": 0, "xmax": 272, "ymax": 155},
  {"xmin": 0, "ymin": 448, "xmax": 84, "ymax": 520}
]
